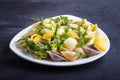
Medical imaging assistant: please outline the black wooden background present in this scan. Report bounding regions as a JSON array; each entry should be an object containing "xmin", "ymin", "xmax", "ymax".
[{"xmin": 0, "ymin": 0, "xmax": 120, "ymax": 80}]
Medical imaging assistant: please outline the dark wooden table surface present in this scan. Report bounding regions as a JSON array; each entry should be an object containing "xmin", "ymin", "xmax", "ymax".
[{"xmin": 0, "ymin": 0, "xmax": 120, "ymax": 80}]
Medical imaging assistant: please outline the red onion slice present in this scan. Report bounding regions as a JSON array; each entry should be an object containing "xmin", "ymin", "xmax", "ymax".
[
  {"xmin": 47, "ymin": 51, "xmax": 66, "ymax": 61},
  {"xmin": 83, "ymin": 45, "xmax": 100, "ymax": 56}
]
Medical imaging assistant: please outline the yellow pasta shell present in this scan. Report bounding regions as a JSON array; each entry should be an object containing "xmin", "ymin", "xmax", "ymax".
[{"xmin": 30, "ymin": 34, "xmax": 41, "ymax": 42}]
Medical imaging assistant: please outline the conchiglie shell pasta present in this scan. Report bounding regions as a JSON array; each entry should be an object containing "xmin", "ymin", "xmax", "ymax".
[
  {"xmin": 74, "ymin": 47, "xmax": 87, "ymax": 57},
  {"xmin": 30, "ymin": 34, "xmax": 41, "ymax": 42},
  {"xmin": 62, "ymin": 51, "xmax": 78, "ymax": 61}
]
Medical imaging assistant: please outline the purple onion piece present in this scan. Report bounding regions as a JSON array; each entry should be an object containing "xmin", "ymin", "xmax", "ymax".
[
  {"xmin": 47, "ymin": 51, "xmax": 66, "ymax": 61},
  {"xmin": 83, "ymin": 45, "xmax": 100, "ymax": 56}
]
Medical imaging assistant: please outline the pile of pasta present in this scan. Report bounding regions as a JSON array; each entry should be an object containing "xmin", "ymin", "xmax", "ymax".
[{"xmin": 17, "ymin": 16, "xmax": 107, "ymax": 61}]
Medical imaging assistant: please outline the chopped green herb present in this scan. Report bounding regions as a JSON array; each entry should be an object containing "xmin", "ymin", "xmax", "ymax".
[
  {"xmin": 77, "ymin": 37, "xmax": 90, "ymax": 47},
  {"xmin": 33, "ymin": 28, "xmax": 41, "ymax": 34},
  {"xmin": 26, "ymin": 41, "xmax": 47, "ymax": 51},
  {"xmin": 31, "ymin": 17, "xmax": 44, "ymax": 25}
]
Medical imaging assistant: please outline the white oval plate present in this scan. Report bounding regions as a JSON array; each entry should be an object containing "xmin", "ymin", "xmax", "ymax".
[{"xmin": 9, "ymin": 15, "xmax": 110, "ymax": 66}]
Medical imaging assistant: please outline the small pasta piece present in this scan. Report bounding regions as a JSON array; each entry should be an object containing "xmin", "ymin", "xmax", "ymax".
[
  {"xmin": 30, "ymin": 34, "xmax": 41, "ymax": 42},
  {"xmin": 74, "ymin": 47, "xmax": 86, "ymax": 57},
  {"xmin": 62, "ymin": 50, "xmax": 78, "ymax": 61}
]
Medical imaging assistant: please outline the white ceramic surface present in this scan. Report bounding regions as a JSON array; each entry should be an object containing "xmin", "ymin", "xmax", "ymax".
[{"xmin": 9, "ymin": 15, "xmax": 110, "ymax": 66}]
